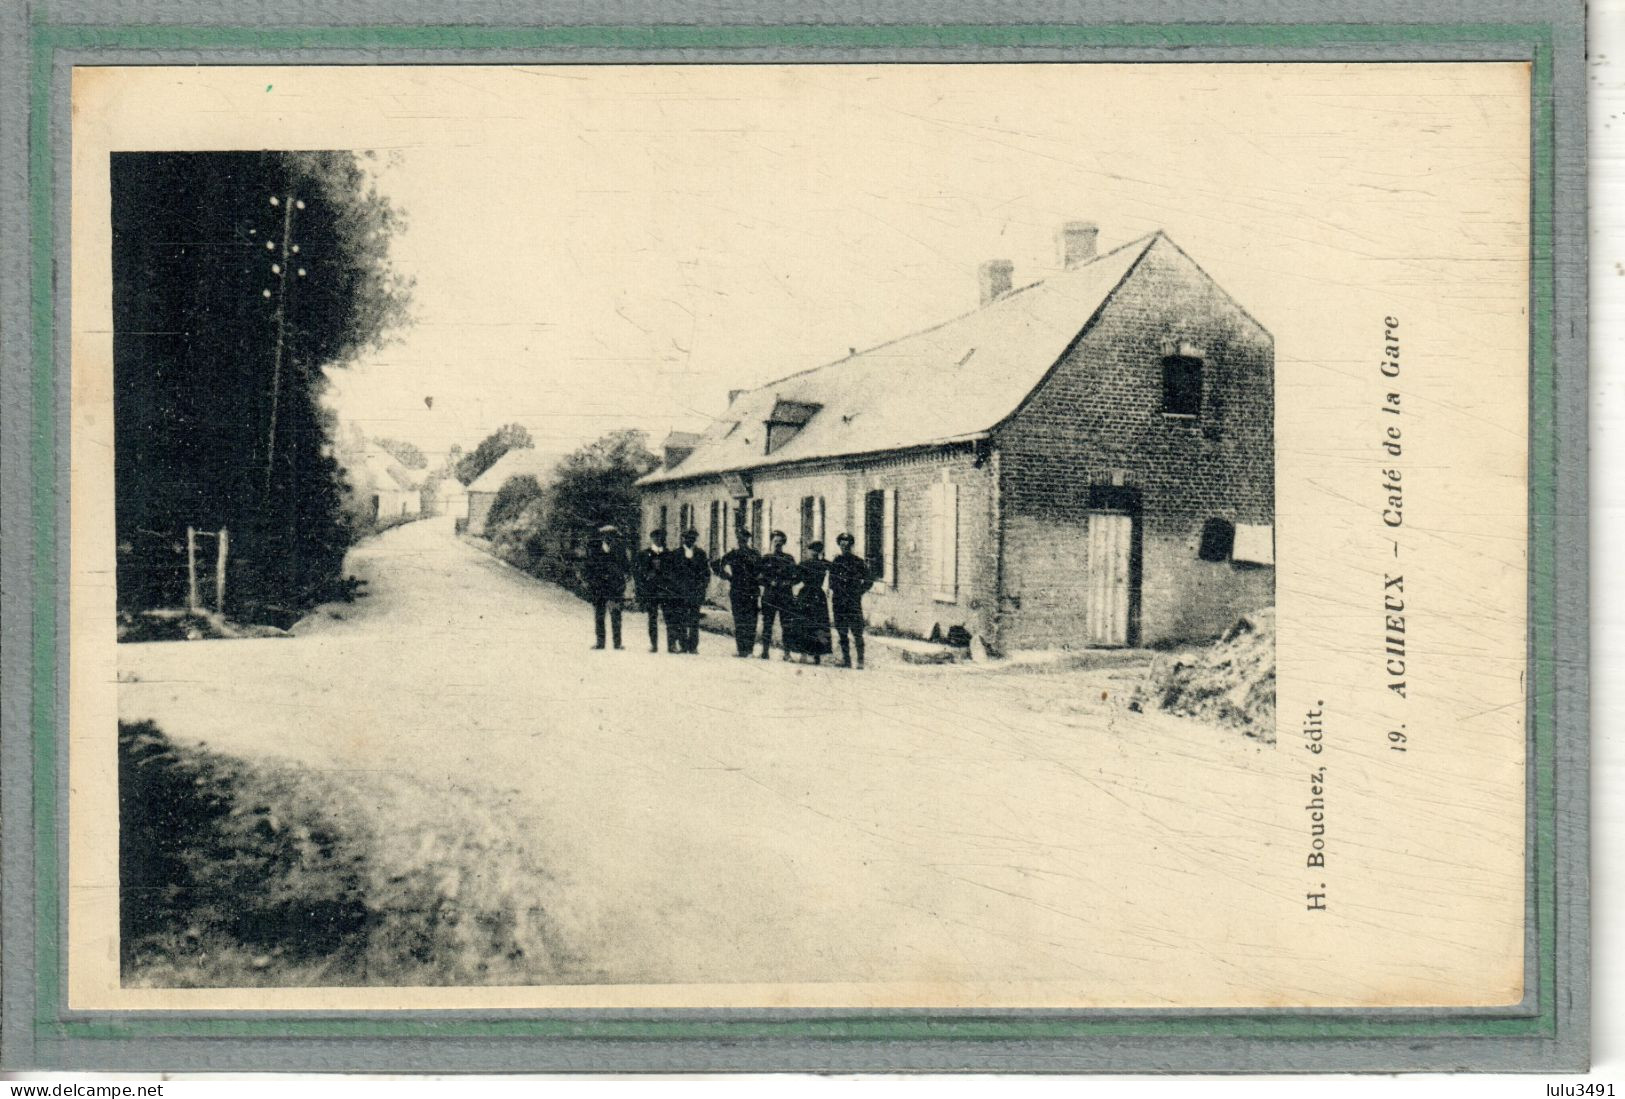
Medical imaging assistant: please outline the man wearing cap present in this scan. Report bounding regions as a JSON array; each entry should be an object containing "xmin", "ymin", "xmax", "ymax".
[
  {"xmin": 584, "ymin": 523, "xmax": 630, "ymax": 650},
  {"xmin": 756, "ymin": 529, "xmax": 798, "ymax": 660},
  {"xmin": 671, "ymin": 528, "xmax": 711, "ymax": 654},
  {"xmin": 711, "ymin": 527, "xmax": 763, "ymax": 658},
  {"xmin": 829, "ymin": 531, "xmax": 874, "ymax": 669},
  {"xmin": 634, "ymin": 527, "xmax": 676, "ymax": 653}
]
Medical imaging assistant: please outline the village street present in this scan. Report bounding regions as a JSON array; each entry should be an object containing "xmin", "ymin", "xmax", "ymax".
[{"xmin": 117, "ymin": 515, "xmax": 1297, "ymax": 999}]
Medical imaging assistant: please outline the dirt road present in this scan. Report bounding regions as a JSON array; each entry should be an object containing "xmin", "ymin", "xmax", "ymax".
[{"xmin": 119, "ymin": 515, "xmax": 1291, "ymax": 1000}]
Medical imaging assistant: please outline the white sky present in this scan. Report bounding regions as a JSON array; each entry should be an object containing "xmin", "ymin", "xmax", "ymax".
[{"xmin": 308, "ymin": 63, "xmax": 1529, "ymax": 464}]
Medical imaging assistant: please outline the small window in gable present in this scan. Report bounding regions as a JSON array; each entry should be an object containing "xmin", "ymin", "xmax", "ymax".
[
  {"xmin": 1197, "ymin": 518, "xmax": 1235, "ymax": 562},
  {"xmin": 1162, "ymin": 354, "xmax": 1203, "ymax": 418}
]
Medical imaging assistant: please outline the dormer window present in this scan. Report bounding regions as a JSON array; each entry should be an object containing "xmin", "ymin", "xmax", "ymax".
[
  {"xmin": 764, "ymin": 399, "xmax": 821, "ymax": 455},
  {"xmin": 661, "ymin": 432, "xmax": 701, "ymax": 470}
]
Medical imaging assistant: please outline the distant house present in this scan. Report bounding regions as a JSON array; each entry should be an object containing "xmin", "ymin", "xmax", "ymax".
[
  {"xmin": 359, "ymin": 449, "xmax": 423, "ymax": 524},
  {"xmin": 422, "ymin": 473, "xmax": 468, "ymax": 518},
  {"xmin": 464, "ymin": 447, "xmax": 560, "ymax": 537},
  {"xmin": 638, "ymin": 225, "xmax": 1274, "ymax": 650}
]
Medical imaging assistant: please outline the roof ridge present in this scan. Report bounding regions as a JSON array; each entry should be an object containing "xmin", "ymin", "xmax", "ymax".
[
  {"xmin": 639, "ymin": 230, "xmax": 1177, "ymax": 487},
  {"xmin": 739, "ymin": 231, "xmax": 1162, "ymax": 401},
  {"xmin": 984, "ymin": 231, "xmax": 1167, "ymax": 436}
]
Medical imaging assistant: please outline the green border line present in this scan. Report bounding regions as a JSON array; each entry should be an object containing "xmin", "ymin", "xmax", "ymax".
[
  {"xmin": 1530, "ymin": 36, "xmax": 1558, "ymax": 1042},
  {"xmin": 30, "ymin": 19, "xmax": 1561, "ymax": 1049},
  {"xmin": 29, "ymin": 12, "xmax": 61, "ymax": 1038}
]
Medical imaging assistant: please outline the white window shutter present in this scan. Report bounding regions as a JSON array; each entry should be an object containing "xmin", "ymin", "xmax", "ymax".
[
  {"xmin": 930, "ymin": 481, "xmax": 946, "ymax": 600},
  {"xmin": 883, "ymin": 489, "xmax": 897, "ymax": 587},
  {"xmin": 930, "ymin": 480, "xmax": 960, "ymax": 603}
]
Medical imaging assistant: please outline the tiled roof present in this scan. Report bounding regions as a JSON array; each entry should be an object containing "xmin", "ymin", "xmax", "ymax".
[
  {"xmin": 358, "ymin": 449, "xmax": 421, "ymax": 493},
  {"xmin": 640, "ymin": 233, "xmax": 1161, "ymax": 485},
  {"xmin": 466, "ymin": 445, "xmax": 564, "ymax": 494}
]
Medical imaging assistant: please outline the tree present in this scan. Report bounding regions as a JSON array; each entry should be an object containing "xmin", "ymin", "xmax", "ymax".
[
  {"xmin": 455, "ymin": 423, "xmax": 533, "ymax": 485},
  {"xmin": 547, "ymin": 429, "xmax": 660, "ymax": 551},
  {"xmin": 487, "ymin": 474, "xmax": 546, "ymax": 532},
  {"xmin": 112, "ymin": 151, "xmax": 412, "ymax": 625}
]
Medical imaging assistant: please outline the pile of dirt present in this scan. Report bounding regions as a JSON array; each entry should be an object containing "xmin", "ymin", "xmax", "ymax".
[
  {"xmin": 119, "ymin": 720, "xmax": 567, "ymax": 987},
  {"xmin": 1131, "ymin": 608, "xmax": 1277, "ymax": 741}
]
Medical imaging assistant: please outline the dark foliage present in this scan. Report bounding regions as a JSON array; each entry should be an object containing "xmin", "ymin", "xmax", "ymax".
[
  {"xmin": 477, "ymin": 431, "xmax": 654, "ymax": 596},
  {"xmin": 549, "ymin": 429, "xmax": 659, "ymax": 545},
  {"xmin": 454, "ymin": 423, "xmax": 533, "ymax": 486},
  {"xmin": 118, "ymin": 720, "xmax": 372, "ymax": 975},
  {"xmin": 485, "ymin": 479, "xmax": 557, "ymax": 579},
  {"xmin": 119, "ymin": 720, "xmax": 567, "ymax": 987},
  {"xmin": 112, "ymin": 151, "xmax": 410, "ymax": 625},
  {"xmin": 487, "ymin": 474, "xmax": 545, "ymax": 532}
]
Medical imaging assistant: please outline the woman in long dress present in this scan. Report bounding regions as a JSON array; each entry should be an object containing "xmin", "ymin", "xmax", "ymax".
[{"xmin": 788, "ymin": 541, "xmax": 834, "ymax": 664}]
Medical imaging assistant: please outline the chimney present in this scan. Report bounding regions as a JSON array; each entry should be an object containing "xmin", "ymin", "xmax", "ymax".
[
  {"xmin": 978, "ymin": 259, "xmax": 1014, "ymax": 305},
  {"xmin": 1058, "ymin": 221, "xmax": 1099, "ymax": 269}
]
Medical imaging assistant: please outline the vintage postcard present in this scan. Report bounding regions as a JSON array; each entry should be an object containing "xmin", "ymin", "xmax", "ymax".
[{"xmin": 66, "ymin": 60, "xmax": 1531, "ymax": 1014}]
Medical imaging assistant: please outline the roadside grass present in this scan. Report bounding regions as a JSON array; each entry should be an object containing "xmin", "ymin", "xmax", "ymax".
[{"xmin": 119, "ymin": 720, "xmax": 570, "ymax": 987}]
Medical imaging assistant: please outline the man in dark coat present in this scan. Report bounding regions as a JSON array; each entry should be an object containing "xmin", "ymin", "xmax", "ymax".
[
  {"xmin": 756, "ymin": 529, "xmax": 798, "ymax": 661},
  {"xmin": 634, "ymin": 528, "xmax": 676, "ymax": 653},
  {"xmin": 584, "ymin": 523, "xmax": 630, "ymax": 650},
  {"xmin": 672, "ymin": 528, "xmax": 710, "ymax": 654},
  {"xmin": 711, "ymin": 527, "xmax": 763, "ymax": 657},
  {"xmin": 829, "ymin": 531, "xmax": 874, "ymax": 669}
]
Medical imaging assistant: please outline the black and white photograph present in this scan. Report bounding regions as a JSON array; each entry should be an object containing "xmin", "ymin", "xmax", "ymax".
[{"xmin": 71, "ymin": 62, "xmax": 1529, "ymax": 1010}]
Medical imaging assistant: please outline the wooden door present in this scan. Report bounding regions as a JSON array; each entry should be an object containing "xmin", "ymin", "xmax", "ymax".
[{"xmin": 1085, "ymin": 511, "xmax": 1135, "ymax": 646}]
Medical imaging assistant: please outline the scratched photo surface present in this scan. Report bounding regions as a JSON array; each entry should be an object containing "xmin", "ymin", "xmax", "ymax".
[{"xmin": 68, "ymin": 63, "xmax": 1528, "ymax": 1010}]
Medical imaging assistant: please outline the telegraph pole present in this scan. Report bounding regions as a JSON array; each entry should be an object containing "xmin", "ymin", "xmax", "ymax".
[{"xmin": 261, "ymin": 192, "xmax": 308, "ymax": 506}]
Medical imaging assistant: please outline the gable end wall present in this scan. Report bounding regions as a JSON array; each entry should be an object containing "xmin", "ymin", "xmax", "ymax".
[{"xmin": 993, "ymin": 240, "xmax": 1275, "ymax": 647}]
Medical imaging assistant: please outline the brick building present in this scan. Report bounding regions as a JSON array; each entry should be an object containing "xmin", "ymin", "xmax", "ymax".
[{"xmin": 637, "ymin": 225, "xmax": 1273, "ymax": 650}]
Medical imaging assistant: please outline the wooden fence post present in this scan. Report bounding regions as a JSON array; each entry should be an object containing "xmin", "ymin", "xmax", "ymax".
[
  {"xmin": 215, "ymin": 528, "xmax": 229, "ymax": 613},
  {"xmin": 186, "ymin": 526, "xmax": 200, "ymax": 613}
]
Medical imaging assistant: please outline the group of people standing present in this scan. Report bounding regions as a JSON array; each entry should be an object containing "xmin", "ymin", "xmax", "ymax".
[{"xmin": 582, "ymin": 524, "xmax": 874, "ymax": 668}]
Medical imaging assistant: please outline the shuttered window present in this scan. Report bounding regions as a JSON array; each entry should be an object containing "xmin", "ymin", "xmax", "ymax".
[
  {"xmin": 864, "ymin": 488, "xmax": 898, "ymax": 586},
  {"xmin": 931, "ymin": 480, "xmax": 959, "ymax": 603},
  {"xmin": 799, "ymin": 496, "xmax": 815, "ymax": 557},
  {"xmin": 863, "ymin": 490, "xmax": 885, "ymax": 582},
  {"xmin": 883, "ymin": 489, "xmax": 897, "ymax": 587},
  {"xmin": 708, "ymin": 500, "xmax": 720, "ymax": 557}
]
